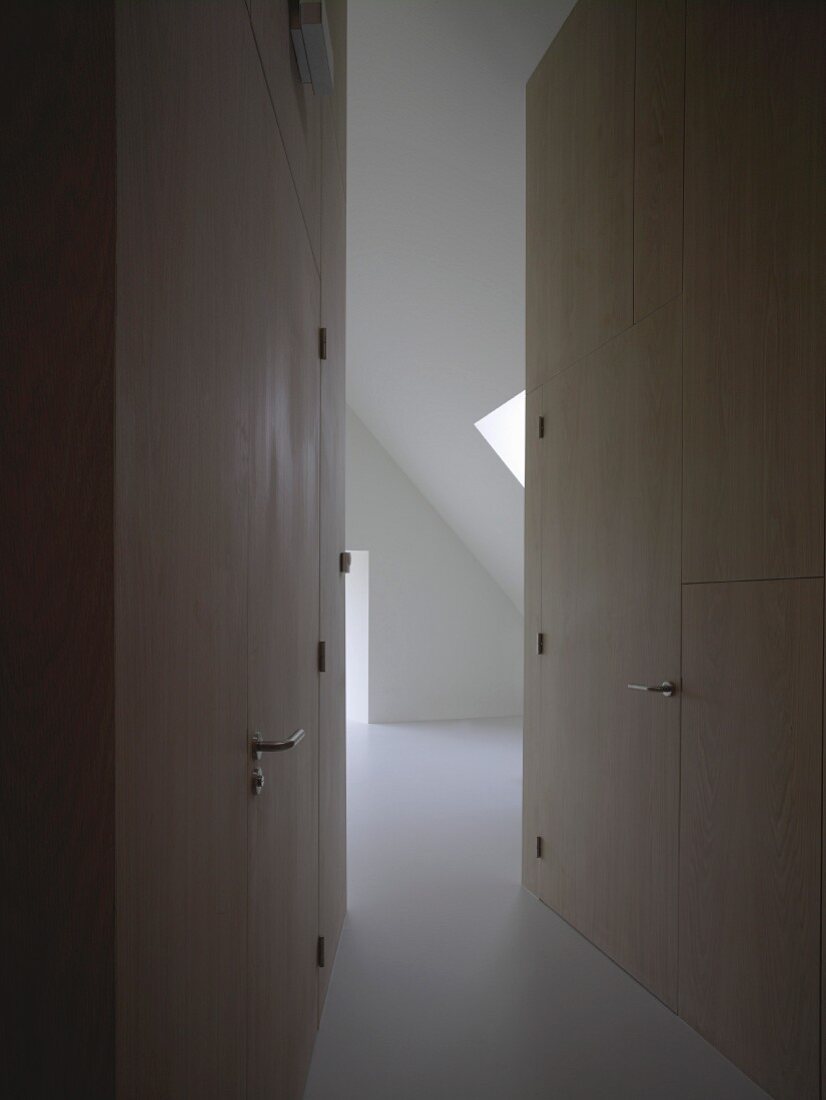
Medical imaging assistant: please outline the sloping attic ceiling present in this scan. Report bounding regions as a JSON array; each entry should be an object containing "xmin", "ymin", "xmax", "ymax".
[{"xmin": 347, "ymin": 0, "xmax": 575, "ymax": 611}]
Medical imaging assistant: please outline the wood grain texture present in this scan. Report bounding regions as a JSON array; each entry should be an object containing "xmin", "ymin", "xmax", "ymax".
[
  {"xmin": 249, "ymin": 0, "xmax": 322, "ymax": 266},
  {"xmin": 682, "ymin": 0, "xmax": 826, "ymax": 583},
  {"xmin": 526, "ymin": 0, "xmax": 634, "ymax": 390},
  {"xmin": 115, "ymin": 5, "xmax": 253, "ymax": 1095},
  {"xmin": 680, "ymin": 579, "xmax": 822, "ymax": 1100},
  {"xmin": 634, "ymin": 0, "xmax": 685, "ymax": 322},
  {"xmin": 539, "ymin": 300, "xmax": 682, "ymax": 1007},
  {"xmin": 0, "ymin": 5, "xmax": 115, "ymax": 1095},
  {"xmin": 318, "ymin": 99, "xmax": 347, "ymax": 1017},
  {"xmin": 245, "ymin": 51, "xmax": 321, "ymax": 1100},
  {"xmin": 521, "ymin": 384, "xmax": 544, "ymax": 898},
  {"xmin": 325, "ymin": 0, "xmax": 347, "ymax": 188}
]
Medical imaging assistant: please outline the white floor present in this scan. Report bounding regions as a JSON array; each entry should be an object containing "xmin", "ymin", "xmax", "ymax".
[{"xmin": 304, "ymin": 718, "xmax": 768, "ymax": 1100}]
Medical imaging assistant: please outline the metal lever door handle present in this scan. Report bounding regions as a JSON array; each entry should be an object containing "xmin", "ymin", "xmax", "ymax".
[
  {"xmin": 251, "ymin": 729, "xmax": 305, "ymax": 760},
  {"xmin": 627, "ymin": 681, "xmax": 676, "ymax": 698}
]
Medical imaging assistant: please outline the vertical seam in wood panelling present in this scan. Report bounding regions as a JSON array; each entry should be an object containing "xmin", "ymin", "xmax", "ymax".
[
  {"xmin": 820, "ymin": 583, "xmax": 824, "ymax": 1094},
  {"xmin": 678, "ymin": 0, "xmax": 686, "ymax": 300},
  {"xmin": 677, "ymin": 0, "xmax": 688, "ymax": 1019},
  {"xmin": 113, "ymin": 7, "xmax": 120, "ymax": 1086},
  {"xmin": 244, "ymin": 247, "xmax": 252, "ymax": 1094},
  {"xmin": 821, "ymin": 299, "xmax": 826, "ymax": 1097},
  {"xmin": 315, "ymin": 340, "xmax": 322, "ymax": 1024},
  {"xmin": 317, "ymin": 113, "xmax": 326, "ymax": 1026},
  {"xmin": 631, "ymin": 0, "xmax": 638, "ymax": 323},
  {"xmin": 538, "ymin": 384, "xmax": 544, "ymax": 900}
]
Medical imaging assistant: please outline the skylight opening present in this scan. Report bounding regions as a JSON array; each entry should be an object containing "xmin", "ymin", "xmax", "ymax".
[{"xmin": 474, "ymin": 390, "xmax": 526, "ymax": 487}]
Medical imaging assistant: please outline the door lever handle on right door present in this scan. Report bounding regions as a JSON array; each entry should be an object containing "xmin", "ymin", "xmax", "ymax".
[{"xmin": 627, "ymin": 681, "xmax": 677, "ymax": 697}]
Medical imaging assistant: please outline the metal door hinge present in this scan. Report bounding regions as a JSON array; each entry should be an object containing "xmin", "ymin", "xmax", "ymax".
[
  {"xmin": 317, "ymin": 935, "xmax": 326, "ymax": 968},
  {"xmin": 536, "ymin": 836, "xmax": 543, "ymax": 859},
  {"xmin": 340, "ymin": 551, "xmax": 352, "ymax": 574},
  {"xmin": 319, "ymin": 327, "xmax": 327, "ymax": 360},
  {"xmin": 538, "ymin": 415, "xmax": 545, "ymax": 439},
  {"xmin": 318, "ymin": 640, "xmax": 326, "ymax": 672},
  {"xmin": 537, "ymin": 632, "xmax": 544, "ymax": 655}
]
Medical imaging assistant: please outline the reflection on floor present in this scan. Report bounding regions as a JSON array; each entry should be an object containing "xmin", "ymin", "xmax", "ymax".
[{"xmin": 304, "ymin": 718, "xmax": 767, "ymax": 1100}]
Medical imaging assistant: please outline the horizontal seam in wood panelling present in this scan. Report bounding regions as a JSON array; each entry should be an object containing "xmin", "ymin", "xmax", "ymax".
[
  {"xmin": 538, "ymin": 290, "xmax": 683, "ymax": 389},
  {"xmin": 682, "ymin": 575, "xmax": 825, "ymax": 587},
  {"xmin": 632, "ymin": 290, "xmax": 684, "ymax": 330}
]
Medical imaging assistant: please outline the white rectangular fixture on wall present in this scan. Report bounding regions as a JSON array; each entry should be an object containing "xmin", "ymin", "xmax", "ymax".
[{"xmin": 291, "ymin": 1, "xmax": 334, "ymax": 95}]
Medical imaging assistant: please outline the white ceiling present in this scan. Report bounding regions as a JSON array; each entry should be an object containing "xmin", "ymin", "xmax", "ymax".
[{"xmin": 346, "ymin": 0, "xmax": 574, "ymax": 611}]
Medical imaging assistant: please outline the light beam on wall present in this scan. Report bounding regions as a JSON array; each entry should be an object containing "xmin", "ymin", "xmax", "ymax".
[{"xmin": 474, "ymin": 390, "xmax": 526, "ymax": 486}]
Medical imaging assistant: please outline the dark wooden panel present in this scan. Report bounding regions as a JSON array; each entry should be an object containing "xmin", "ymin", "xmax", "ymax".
[
  {"xmin": 634, "ymin": 0, "xmax": 684, "ymax": 321},
  {"xmin": 0, "ymin": 5, "xmax": 115, "ymax": 1096},
  {"xmin": 539, "ymin": 300, "xmax": 682, "ymax": 1007},
  {"xmin": 115, "ymin": 4, "xmax": 253, "ymax": 1095},
  {"xmin": 318, "ymin": 99, "xmax": 347, "ymax": 1017},
  {"xmin": 526, "ymin": 0, "xmax": 634, "ymax": 390},
  {"xmin": 249, "ymin": 0, "xmax": 322, "ymax": 265},
  {"xmin": 681, "ymin": 579, "xmax": 822, "ymax": 1100},
  {"xmin": 521, "ymin": 384, "xmax": 543, "ymax": 898},
  {"xmin": 683, "ymin": 1, "xmax": 826, "ymax": 583},
  {"xmin": 245, "ymin": 46, "xmax": 321, "ymax": 1100},
  {"xmin": 325, "ymin": 0, "xmax": 347, "ymax": 187}
]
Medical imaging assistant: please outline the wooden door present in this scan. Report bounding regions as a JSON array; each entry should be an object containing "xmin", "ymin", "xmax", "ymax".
[
  {"xmin": 680, "ymin": 579, "xmax": 822, "ymax": 1100},
  {"xmin": 538, "ymin": 299, "xmax": 682, "ymax": 1007},
  {"xmin": 318, "ymin": 101, "xmax": 347, "ymax": 1016},
  {"xmin": 246, "ymin": 55, "xmax": 322, "ymax": 1100}
]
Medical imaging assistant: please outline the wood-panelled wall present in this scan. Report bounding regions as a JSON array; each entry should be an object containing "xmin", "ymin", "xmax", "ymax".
[
  {"xmin": 1, "ymin": 2, "xmax": 346, "ymax": 1097},
  {"xmin": 524, "ymin": 3, "xmax": 826, "ymax": 1098},
  {"xmin": 0, "ymin": 5, "xmax": 116, "ymax": 1096}
]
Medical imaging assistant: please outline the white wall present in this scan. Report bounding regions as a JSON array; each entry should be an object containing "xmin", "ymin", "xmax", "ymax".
[
  {"xmin": 345, "ymin": 550, "xmax": 369, "ymax": 722},
  {"xmin": 346, "ymin": 408, "xmax": 523, "ymax": 723},
  {"xmin": 347, "ymin": 0, "xmax": 575, "ymax": 611}
]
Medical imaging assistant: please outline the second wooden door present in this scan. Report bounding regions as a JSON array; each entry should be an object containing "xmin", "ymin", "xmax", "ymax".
[
  {"xmin": 245, "ymin": 71, "xmax": 322, "ymax": 1100},
  {"xmin": 537, "ymin": 299, "xmax": 682, "ymax": 1006}
]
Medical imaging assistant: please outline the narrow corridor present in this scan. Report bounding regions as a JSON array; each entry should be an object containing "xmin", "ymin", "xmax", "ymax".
[{"xmin": 305, "ymin": 720, "xmax": 767, "ymax": 1100}]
